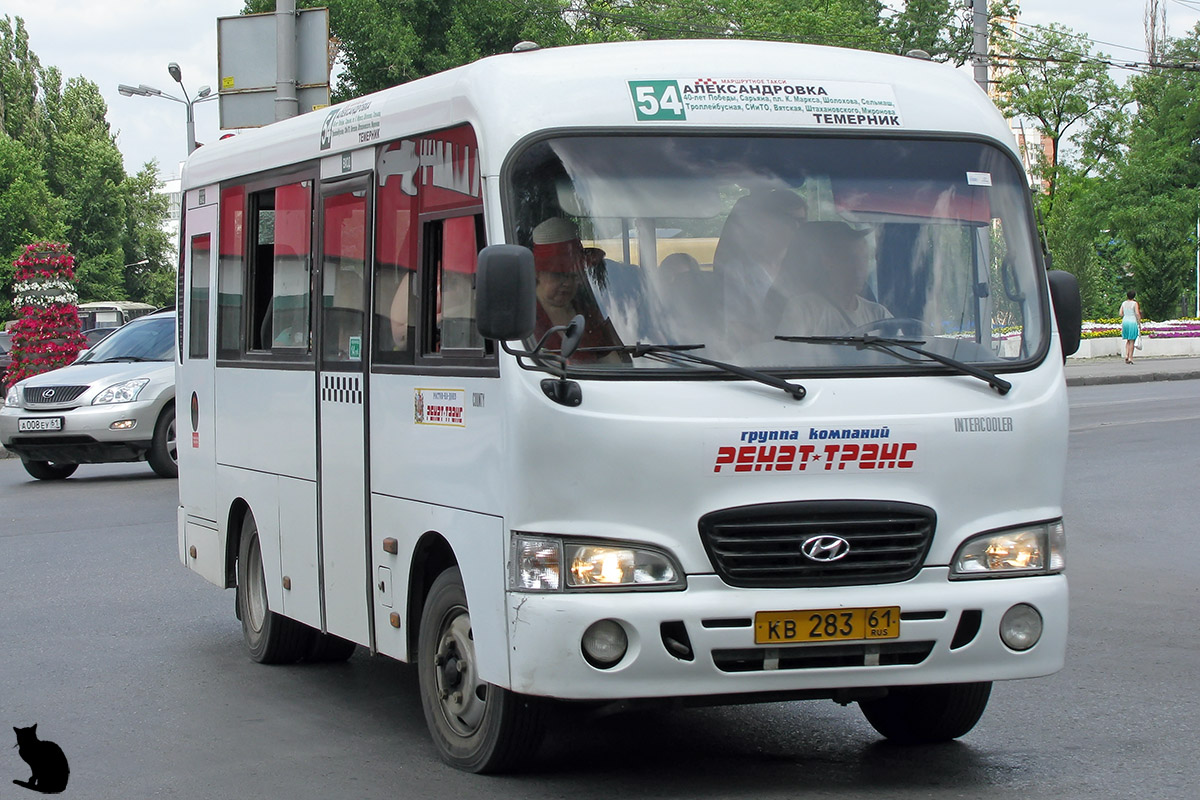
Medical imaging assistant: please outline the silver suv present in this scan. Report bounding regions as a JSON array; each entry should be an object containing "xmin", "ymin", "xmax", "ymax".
[{"xmin": 1, "ymin": 311, "xmax": 176, "ymax": 480}]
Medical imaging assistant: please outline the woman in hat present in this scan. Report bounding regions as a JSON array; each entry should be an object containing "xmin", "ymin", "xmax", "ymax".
[{"xmin": 531, "ymin": 217, "xmax": 623, "ymax": 364}]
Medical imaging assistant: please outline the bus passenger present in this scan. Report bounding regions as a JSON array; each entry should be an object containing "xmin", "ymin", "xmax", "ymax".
[{"xmin": 531, "ymin": 217, "xmax": 623, "ymax": 363}]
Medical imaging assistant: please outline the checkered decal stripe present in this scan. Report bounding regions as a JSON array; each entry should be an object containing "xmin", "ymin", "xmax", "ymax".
[{"xmin": 322, "ymin": 375, "xmax": 362, "ymax": 405}]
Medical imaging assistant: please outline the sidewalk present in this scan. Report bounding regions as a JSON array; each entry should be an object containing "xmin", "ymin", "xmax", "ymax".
[
  {"xmin": 1064, "ymin": 353, "xmax": 1200, "ymax": 387},
  {"xmin": 2, "ymin": 355, "xmax": 1197, "ymax": 461}
]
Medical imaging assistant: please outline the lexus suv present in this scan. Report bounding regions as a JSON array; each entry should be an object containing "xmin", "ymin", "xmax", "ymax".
[{"xmin": 1, "ymin": 311, "xmax": 176, "ymax": 480}]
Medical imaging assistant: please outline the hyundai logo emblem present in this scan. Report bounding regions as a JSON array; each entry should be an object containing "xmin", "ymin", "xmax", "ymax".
[
  {"xmin": 42, "ymin": 389, "xmax": 55, "ymax": 399},
  {"xmin": 801, "ymin": 535, "xmax": 851, "ymax": 562}
]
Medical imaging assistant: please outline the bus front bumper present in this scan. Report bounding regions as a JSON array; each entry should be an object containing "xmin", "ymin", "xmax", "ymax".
[{"xmin": 504, "ymin": 570, "xmax": 1067, "ymax": 700}]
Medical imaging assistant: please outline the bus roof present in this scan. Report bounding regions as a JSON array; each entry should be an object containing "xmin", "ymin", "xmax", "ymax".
[{"xmin": 183, "ymin": 39, "xmax": 1015, "ymax": 190}]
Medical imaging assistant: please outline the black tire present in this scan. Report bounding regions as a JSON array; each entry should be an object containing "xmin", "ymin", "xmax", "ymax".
[
  {"xmin": 148, "ymin": 404, "xmax": 178, "ymax": 478},
  {"xmin": 859, "ymin": 682, "xmax": 992, "ymax": 744},
  {"xmin": 236, "ymin": 514, "xmax": 314, "ymax": 664},
  {"xmin": 22, "ymin": 460, "xmax": 78, "ymax": 480},
  {"xmin": 417, "ymin": 567, "xmax": 546, "ymax": 773},
  {"xmin": 305, "ymin": 632, "xmax": 358, "ymax": 663}
]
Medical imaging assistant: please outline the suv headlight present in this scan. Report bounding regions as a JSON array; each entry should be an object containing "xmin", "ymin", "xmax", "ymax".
[
  {"xmin": 4, "ymin": 385, "xmax": 20, "ymax": 407},
  {"xmin": 510, "ymin": 534, "xmax": 685, "ymax": 591},
  {"xmin": 92, "ymin": 378, "xmax": 150, "ymax": 405},
  {"xmin": 950, "ymin": 519, "xmax": 1065, "ymax": 579}
]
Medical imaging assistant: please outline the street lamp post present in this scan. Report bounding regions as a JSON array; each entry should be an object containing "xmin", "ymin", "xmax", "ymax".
[{"xmin": 118, "ymin": 63, "xmax": 214, "ymax": 155}]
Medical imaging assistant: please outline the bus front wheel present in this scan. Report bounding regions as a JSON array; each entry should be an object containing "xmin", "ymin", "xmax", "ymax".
[
  {"xmin": 417, "ymin": 567, "xmax": 546, "ymax": 773},
  {"xmin": 236, "ymin": 514, "xmax": 314, "ymax": 664},
  {"xmin": 859, "ymin": 682, "xmax": 992, "ymax": 744}
]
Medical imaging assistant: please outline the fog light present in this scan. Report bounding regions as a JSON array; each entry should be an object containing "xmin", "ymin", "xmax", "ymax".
[
  {"xmin": 581, "ymin": 619, "xmax": 628, "ymax": 669},
  {"xmin": 999, "ymin": 603, "xmax": 1043, "ymax": 651},
  {"xmin": 109, "ymin": 419, "xmax": 137, "ymax": 430}
]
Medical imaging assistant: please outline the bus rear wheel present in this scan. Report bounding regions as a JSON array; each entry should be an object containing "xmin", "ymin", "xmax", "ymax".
[
  {"xmin": 236, "ymin": 514, "xmax": 314, "ymax": 664},
  {"xmin": 417, "ymin": 567, "xmax": 546, "ymax": 773},
  {"xmin": 859, "ymin": 682, "xmax": 992, "ymax": 744}
]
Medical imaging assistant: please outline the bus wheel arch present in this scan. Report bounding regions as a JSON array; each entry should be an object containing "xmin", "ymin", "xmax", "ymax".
[
  {"xmin": 406, "ymin": 531, "xmax": 458, "ymax": 662},
  {"xmin": 224, "ymin": 499, "xmax": 252, "ymax": 590}
]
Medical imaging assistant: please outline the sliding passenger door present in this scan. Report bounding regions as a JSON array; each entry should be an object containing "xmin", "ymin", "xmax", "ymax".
[{"xmin": 316, "ymin": 179, "xmax": 372, "ymax": 646}]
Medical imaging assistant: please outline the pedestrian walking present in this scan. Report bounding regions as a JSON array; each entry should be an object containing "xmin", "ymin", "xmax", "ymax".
[{"xmin": 1120, "ymin": 290, "xmax": 1142, "ymax": 364}]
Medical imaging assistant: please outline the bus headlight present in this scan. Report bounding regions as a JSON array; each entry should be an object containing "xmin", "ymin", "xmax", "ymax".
[
  {"xmin": 510, "ymin": 534, "xmax": 684, "ymax": 591},
  {"xmin": 950, "ymin": 520, "xmax": 1065, "ymax": 579}
]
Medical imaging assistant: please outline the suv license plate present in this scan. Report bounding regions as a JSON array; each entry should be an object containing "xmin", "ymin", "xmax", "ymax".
[
  {"xmin": 755, "ymin": 606, "xmax": 901, "ymax": 644},
  {"xmin": 18, "ymin": 417, "xmax": 63, "ymax": 432}
]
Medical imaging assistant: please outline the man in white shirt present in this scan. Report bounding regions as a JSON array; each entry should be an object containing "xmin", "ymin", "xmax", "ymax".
[{"xmin": 776, "ymin": 221, "xmax": 889, "ymax": 337}]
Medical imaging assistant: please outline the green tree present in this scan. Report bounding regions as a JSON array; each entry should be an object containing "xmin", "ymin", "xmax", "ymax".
[
  {"xmin": 120, "ymin": 161, "xmax": 175, "ymax": 306},
  {"xmin": 1108, "ymin": 27, "xmax": 1200, "ymax": 319},
  {"xmin": 0, "ymin": 131, "xmax": 67, "ymax": 320},
  {"xmin": 0, "ymin": 15, "xmax": 48, "ymax": 156},
  {"xmin": 242, "ymin": 0, "xmax": 978, "ymax": 99},
  {"xmin": 991, "ymin": 22, "xmax": 1127, "ymax": 211},
  {"xmin": 40, "ymin": 71, "xmax": 128, "ymax": 302}
]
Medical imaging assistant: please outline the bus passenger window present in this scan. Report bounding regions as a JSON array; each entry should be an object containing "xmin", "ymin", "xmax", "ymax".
[
  {"xmin": 217, "ymin": 185, "xmax": 245, "ymax": 357},
  {"xmin": 321, "ymin": 190, "xmax": 368, "ymax": 364},
  {"xmin": 423, "ymin": 215, "xmax": 485, "ymax": 354}
]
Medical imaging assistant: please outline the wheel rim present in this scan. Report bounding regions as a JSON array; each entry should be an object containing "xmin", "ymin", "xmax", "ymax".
[
  {"xmin": 432, "ymin": 605, "xmax": 488, "ymax": 736},
  {"xmin": 166, "ymin": 417, "xmax": 177, "ymax": 464},
  {"xmin": 245, "ymin": 537, "xmax": 267, "ymax": 633}
]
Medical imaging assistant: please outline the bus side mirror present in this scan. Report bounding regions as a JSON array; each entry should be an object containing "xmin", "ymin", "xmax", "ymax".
[
  {"xmin": 1047, "ymin": 270, "xmax": 1081, "ymax": 361},
  {"xmin": 476, "ymin": 244, "xmax": 536, "ymax": 341}
]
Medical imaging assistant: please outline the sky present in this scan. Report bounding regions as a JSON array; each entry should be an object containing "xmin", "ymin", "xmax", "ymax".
[{"xmin": 6, "ymin": 0, "xmax": 1200, "ymax": 181}]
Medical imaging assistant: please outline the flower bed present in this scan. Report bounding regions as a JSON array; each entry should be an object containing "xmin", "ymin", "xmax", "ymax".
[{"xmin": 1081, "ymin": 319, "xmax": 1200, "ymax": 339}]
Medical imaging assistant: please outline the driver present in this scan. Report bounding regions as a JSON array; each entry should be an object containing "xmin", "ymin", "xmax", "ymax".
[{"xmin": 775, "ymin": 221, "xmax": 889, "ymax": 337}]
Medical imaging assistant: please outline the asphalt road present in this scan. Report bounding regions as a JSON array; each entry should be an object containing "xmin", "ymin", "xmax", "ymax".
[{"xmin": 1, "ymin": 380, "xmax": 1197, "ymax": 799}]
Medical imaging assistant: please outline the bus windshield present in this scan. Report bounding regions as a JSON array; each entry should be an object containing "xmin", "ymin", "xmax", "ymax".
[{"xmin": 507, "ymin": 135, "xmax": 1046, "ymax": 372}]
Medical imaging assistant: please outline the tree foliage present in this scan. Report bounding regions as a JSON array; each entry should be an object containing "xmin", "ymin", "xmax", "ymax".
[
  {"xmin": 991, "ymin": 21, "xmax": 1128, "ymax": 210},
  {"xmin": 1108, "ymin": 26, "xmax": 1200, "ymax": 319},
  {"xmin": 1, "ymin": 14, "xmax": 173, "ymax": 322},
  {"xmin": 242, "ymin": 0, "xmax": 979, "ymax": 100}
]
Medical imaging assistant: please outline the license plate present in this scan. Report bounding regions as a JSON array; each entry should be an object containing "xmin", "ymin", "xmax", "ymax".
[
  {"xmin": 18, "ymin": 417, "xmax": 63, "ymax": 432},
  {"xmin": 755, "ymin": 606, "xmax": 901, "ymax": 644}
]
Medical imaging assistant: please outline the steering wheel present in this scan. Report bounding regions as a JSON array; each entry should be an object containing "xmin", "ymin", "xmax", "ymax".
[{"xmin": 843, "ymin": 317, "xmax": 932, "ymax": 338}]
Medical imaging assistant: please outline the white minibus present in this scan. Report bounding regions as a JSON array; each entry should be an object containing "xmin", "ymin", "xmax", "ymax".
[{"xmin": 177, "ymin": 39, "xmax": 1082, "ymax": 773}]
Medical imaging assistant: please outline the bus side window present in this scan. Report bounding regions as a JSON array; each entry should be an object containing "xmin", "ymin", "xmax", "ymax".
[
  {"xmin": 188, "ymin": 234, "xmax": 211, "ymax": 359},
  {"xmin": 246, "ymin": 181, "xmax": 313, "ymax": 353},
  {"xmin": 421, "ymin": 214, "xmax": 486, "ymax": 355},
  {"xmin": 217, "ymin": 185, "xmax": 245, "ymax": 358},
  {"xmin": 320, "ymin": 189, "xmax": 368, "ymax": 364}
]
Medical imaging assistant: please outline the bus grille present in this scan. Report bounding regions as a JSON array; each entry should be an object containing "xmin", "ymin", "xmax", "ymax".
[
  {"xmin": 698, "ymin": 501, "xmax": 935, "ymax": 588},
  {"xmin": 24, "ymin": 385, "xmax": 90, "ymax": 405}
]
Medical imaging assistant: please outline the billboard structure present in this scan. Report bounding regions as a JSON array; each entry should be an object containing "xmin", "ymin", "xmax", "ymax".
[{"xmin": 217, "ymin": 8, "xmax": 331, "ymax": 129}]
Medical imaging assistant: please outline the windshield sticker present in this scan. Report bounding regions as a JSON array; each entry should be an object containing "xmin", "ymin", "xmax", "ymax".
[
  {"xmin": 629, "ymin": 79, "xmax": 902, "ymax": 127},
  {"xmin": 712, "ymin": 428, "xmax": 916, "ymax": 474},
  {"xmin": 966, "ymin": 172, "xmax": 993, "ymax": 186},
  {"xmin": 414, "ymin": 388, "xmax": 466, "ymax": 427}
]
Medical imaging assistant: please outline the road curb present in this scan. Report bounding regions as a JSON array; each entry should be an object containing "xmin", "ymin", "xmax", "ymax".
[{"xmin": 1066, "ymin": 368, "xmax": 1200, "ymax": 387}]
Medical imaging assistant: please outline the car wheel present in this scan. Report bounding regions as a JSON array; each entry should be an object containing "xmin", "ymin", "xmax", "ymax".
[
  {"xmin": 21, "ymin": 460, "xmax": 78, "ymax": 480},
  {"xmin": 859, "ymin": 682, "xmax": 992, "ymax": 744},
  {"xmin": 236, "ymin": 513, "xmax": 315, "ymax": 664},
  {"xmin": 148, "ymin": 404, "xmax": 178, "ymax": 478},
  {"xmin": 417, "ymin": 567, "xmax": 546, "ymax": 773}
]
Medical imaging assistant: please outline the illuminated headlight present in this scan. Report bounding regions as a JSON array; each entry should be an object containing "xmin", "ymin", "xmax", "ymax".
[
  {"xmin": 951, "ymin": 520, "xmax": 1065, "ymax": 579},
  {"xmin": 92, "ymin": 379, "xmax": 150, "ymax": 405},
  {"xmin": 510, "ymin": 534, "xmax": 684, "ymax": 591},
  {"xmin": 4, "ymin": 386, "xmax": 20, "ymax": 407}
]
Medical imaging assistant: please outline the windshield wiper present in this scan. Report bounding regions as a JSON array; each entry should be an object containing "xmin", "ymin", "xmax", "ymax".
[
  {"xmin": 578, "ymin": 343, "xmax": 807, "ymax": 400},
  {"xmin": 91, "ymin": 356, "xmax": 154, "ymax": 363},
  {"xmin": 775, "ymin": 334, "xmax": 1011, "ymax": 395}
]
